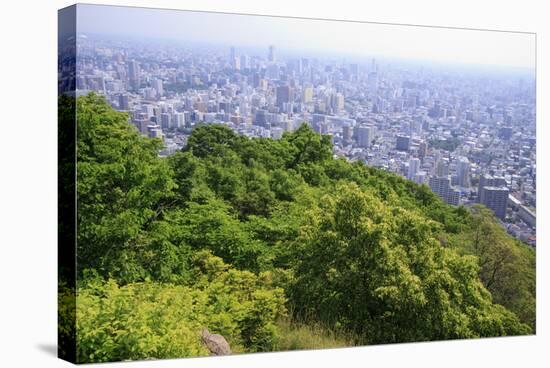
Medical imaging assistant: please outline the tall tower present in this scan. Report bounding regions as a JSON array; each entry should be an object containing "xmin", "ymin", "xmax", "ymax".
[
  {"xmin": 457, "ymin": 157, "xmax": 471, "ymax": 187},
  {"xmin": 128, "ymin": 59, "xmax": 140, "ymax": 91},
  {"xmin": 229, "ymin": 47, "xmax": 240, "ymax": 69},
  {"xmin": 152, "ymin": 78, "xmax": 163, "ymax": 98},
  {"xmin": 408, "ymin": 158, "xmax": 420, "ymax": 181},
  {"xmin": 268, "ymin": 45, "xmax": 275, "ymax": 62}
]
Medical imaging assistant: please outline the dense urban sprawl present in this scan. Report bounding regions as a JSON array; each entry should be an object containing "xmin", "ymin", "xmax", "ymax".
[{"xmin": 68, "ymin": 35, "xmax": 536, "ymax": 246}]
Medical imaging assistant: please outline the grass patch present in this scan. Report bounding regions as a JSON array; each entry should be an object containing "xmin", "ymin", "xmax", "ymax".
[{"xmin": 275, "ymin": 319, "xmax": 358, "ymax": 351}]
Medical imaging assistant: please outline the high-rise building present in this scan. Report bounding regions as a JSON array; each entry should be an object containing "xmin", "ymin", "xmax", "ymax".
[
  {"xmin": 133, "ymin": 112, "xmax": 149, "ymax": 135},
  {"xmin": 356, "ymin": 125, "xmax": 374, "ymax": 148},
  {"xmin": 457, "ymin": 157, "xmax": 471, "ymax": 187},
  {"xmin": 435, "ymin": 159, "xmax": 449, "ymax": 177},
  {"xmin": 229, "ymin": 47, "xmax": 241, "ymax": 69},
  {"xmin": 408, "ymin": 158, "xmax": 421, "ymax": 181},
  {"xmin": 367, "ymin": 72, "xmax": 379, "ymax": 94},
  {"xmin": 173, "ymin": 113, "xmax": 185, "ymax": 129},
  {"xmin": 342, "ymin": 125, "xmax": 352, "ymax": 142},
  {"xmin": 418, "ymin": 141, "xmax": 428, "ymax": 161},
  {"xmin": 259, "ymin": 79, "xmax": 268, "ymax": 90},
  {"xmin": 268, "ymin": 45, "xmax": 275, "ymax": 62},
  {"xmin": 160, "ymin": 113, "xmax": 171, "ymax": 130},
  {"xmin": 252, "ymin": 72, "xmax": 261, "ymax": 88},
  {"xmin": 266, "ymin": 64, "xmax": 279, "ymax": 80},
  {"xmin": 447, "ymin": 188, "xmax": 460, "ymax": 206},
  {"xmin": 430, "ymin": 176, "xmax": 450, "ymax": 198},
  {"xmin": 349, "ymin": 63, "xmax": 359, "ymax": 77},
  {"xmin": 300, "ymin": 58, "xmax": 310, "ymax": 73},
  {"xmin": 276, "ymin": 85, "xmax": 292, "ymax": 108},
  {"xmin": 413, "ymin": 171, "xmax": 427, "ymax": 185},
  {"xmin": 429, "ymin": 176, "xmax": 460, "ymax": 205},
  {"xmin": 396, "ymin": 135, "xmax": 410, "ymax": 151},
  {"xmin": 478, "ymin": 174, "xmax": 507, "ymax": 200},
  {"xmin": 479, "ymin": 186, "xmax": 509, "ymax": 220},
  {"xmin": 152, "ymin": 78, "xmax": 163, "ymax": 98},
  {"xmin": 330, "ymin": 93, "xmax": 345, "ymax": 113},
  {"xmin": 118, "ymin": 94, "xmax": 129, "ymax": 111},
  {"xmin": 286, "ymin": 59, "xmax": 303, "ymax": 75},
  {"xmin": 219, "ymin": 102, "xmax": 232, "ymax": 113},
  {"xmin": 231, "ymin": 56, "xmax": 240, "ymax": 70},
  {"xmin": 254, "ymin": 109, "xmax": 268, "ymax": 127},
  {"xmin": 147, "ymin": 124, "xmax": 163, "ymax": 140},
  {"xmin": 240, "ymin": 54, "xmax": 249, "ymax": 69},
  {"xmin": 499, "ymin": 126, "xmax": 513, "ymax": 140},
  {"xmin": 142, "ymin": 104, "xmax": 154, "ymax": 119},
  {"xmin": 518, "ymin": 205, "xmax": 536, "ymax": 228},
  {"xmin": 302, "ymin": 87, "xmax": 313, "ymax": 103},
  {"xmin": 408, "ymin": 118, "xmax": 422, "ymax": 136},
  {"xmin": 128, "ymin": 59, "xmax": 140, "ymax": 91},
  {"xmin": 429, "ymin": 101, "xmax": 442, "ymax": 118}
]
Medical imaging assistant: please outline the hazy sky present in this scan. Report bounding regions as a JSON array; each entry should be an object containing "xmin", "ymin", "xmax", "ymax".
[{"xmin": 75, "ymin": 4, "xmax": 535, "ymax": 69}]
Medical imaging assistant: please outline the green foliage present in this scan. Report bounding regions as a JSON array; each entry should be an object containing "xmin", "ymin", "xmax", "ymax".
[
  {"xmin": 447, "ymin": 206, "xmax": 536, "ymax": 330},
  {"xmin": 166, "ymin": 150, "xmax": 210, "ymax": 203},
  {"xmin": 58, "ymin": 282, "xmax": 76, "ymax": 360},
  {"xmin": 170, "ymin": 200, "xmax": 268, "ymax": 271},
  {"xmin": 236, "ymin": 136, "xmax": 296, "ymax": 170},
  {"xmin": 275, "ymin": 318, "xmax": 355, "ymax": 351},
  {"xmin": 429, "ymin": 137, "xmax": 461, "ymax": 151},
  {"xmin": 76, "ymin": 93, "xmax": 176, "ymax": 282},
  {"xmin": 185, "ymin": 124, "xmax": 243, "ymax": 158},
  {"xmin": 234, "ymin": 165, "xmax": 277, "ymax": 218},
  {"xmin": 164, "ymin": 81, "xmax": 207, "ymax": 93},
  {"xmin": 72, "ymin": 94, "xmax": 535, "ymax": 361},
  {"xmin": 287, "ymin": 184, "xmax": 531, "ymax": 343},
  {"xmin": 74, "ymin": 252, "xmax": 286, "ymax": 363},
  {"xmin": 283, "ymin": 124, "xmax": 333, "ymax": 167}
]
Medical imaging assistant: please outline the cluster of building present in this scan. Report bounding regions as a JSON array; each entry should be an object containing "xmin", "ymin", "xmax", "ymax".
[{"xmin": 70, "ymin": 35, "xmax": 536, "ymax": 246}]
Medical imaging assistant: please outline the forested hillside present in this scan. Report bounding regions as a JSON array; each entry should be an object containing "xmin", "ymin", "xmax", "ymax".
[{"xmin": 60, "ymin": 93, "xmax": 535, "ymax": 363}]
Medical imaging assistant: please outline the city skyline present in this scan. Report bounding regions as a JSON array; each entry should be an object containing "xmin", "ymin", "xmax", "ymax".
[{"xmin": 73, "ymin": 4, "xmax": 536, "ymax": 69}]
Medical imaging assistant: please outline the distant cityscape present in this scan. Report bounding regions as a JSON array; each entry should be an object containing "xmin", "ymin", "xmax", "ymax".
[{"xmin": 64, "ymin": 35, "xmax": 536, "ymax": 246}]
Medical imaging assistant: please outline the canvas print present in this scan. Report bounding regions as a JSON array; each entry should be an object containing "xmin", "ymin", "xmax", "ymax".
[{"xmin": 58, "ymin": 4, "xmax": 536, "ymax": 364}]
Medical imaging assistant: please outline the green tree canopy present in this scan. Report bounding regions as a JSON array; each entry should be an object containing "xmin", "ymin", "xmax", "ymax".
[
  {"xmin": 76, "ymin": 93, "xmax": 176, "ymax": 280},
  {"xmin": 288, "ymin": 183, "xmax": 531, "ymax": 343}
]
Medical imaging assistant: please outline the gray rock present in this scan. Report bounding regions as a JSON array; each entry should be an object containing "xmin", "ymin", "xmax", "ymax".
[{"xmin": 201, "ymin": 328, "xmax": 232, "ymax": 356}]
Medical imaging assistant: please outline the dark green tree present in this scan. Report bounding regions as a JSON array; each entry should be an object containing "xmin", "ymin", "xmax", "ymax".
[
  {"xmin": 289, "ymin": 183, "xmax": 531, "ymax": 343},
  {"xmin": 76, "ymin": 93, "xmax": 176, "ymax": 282},
  {"xmin": 449, "ymin": 205, "xmax": 536, "ymax": 329}
]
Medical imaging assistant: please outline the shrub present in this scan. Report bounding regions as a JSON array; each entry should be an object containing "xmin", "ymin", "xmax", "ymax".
[{"xmin": 74, "ymin": 252, "xmax": 287, "ymax": 363}]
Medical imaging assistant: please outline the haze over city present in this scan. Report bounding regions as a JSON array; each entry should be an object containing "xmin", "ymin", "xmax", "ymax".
[{"xmin": 73, "ymin": 4, "xmax": 535, "ymax": 69}]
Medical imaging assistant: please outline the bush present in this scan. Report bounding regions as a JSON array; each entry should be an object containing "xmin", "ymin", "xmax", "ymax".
[
  {"xmin": 288, "ymin": 183, "xmax": 531, "ymax": 343},
  {"xmin": 74, "ymin": 252, "xmax": 287, "ymax": 363}
]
